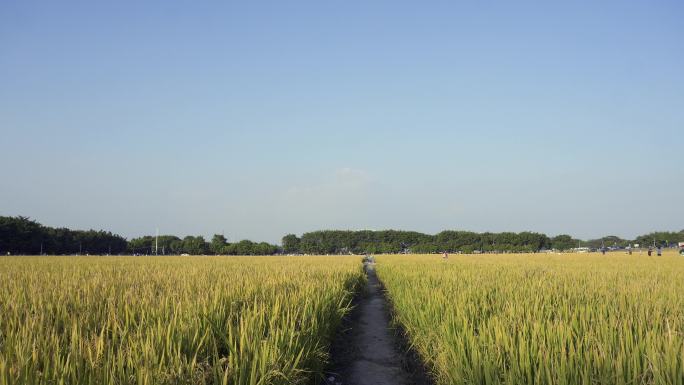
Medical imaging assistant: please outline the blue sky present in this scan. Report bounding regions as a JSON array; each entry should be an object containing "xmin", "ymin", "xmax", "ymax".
[{"xmin": 1, "ymin": 0, "xmax": 682, "ymax": 243}]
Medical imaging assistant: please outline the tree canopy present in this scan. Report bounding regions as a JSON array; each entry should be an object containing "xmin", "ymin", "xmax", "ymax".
[
  {"xmin": 0, "ymin": 216, "xmax": 127, "ymax": 255},
  {"xmin": 2, "ymin": 215, "xmax": 681, "ymax": 256},
  {"xmin": 285, "ymin": 230, "xmax": 552, "ymax": 254},
  {"xmin": 282, "ymin": 229, "xmax": 684, "ymax": 254}
]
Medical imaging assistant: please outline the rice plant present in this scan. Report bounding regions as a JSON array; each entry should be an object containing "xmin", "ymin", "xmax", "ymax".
[
  {"xmin": 0, "ymin": 256, "xmax": 365, "ymax": 385},
  {"xmin": 376, "ymin": 252, "xmax": 684, "ymax": 385}
]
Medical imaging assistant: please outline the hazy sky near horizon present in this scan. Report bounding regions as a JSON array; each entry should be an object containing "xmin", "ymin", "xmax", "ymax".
[{"xmin": 1, "ymin": 0, "xmax": 683, "ymax": 243}]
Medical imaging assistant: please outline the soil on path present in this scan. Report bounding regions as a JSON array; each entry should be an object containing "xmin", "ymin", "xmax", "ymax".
[{"xmin": 323, "ymin": 263, "xmax": 432, "ymax": 385}]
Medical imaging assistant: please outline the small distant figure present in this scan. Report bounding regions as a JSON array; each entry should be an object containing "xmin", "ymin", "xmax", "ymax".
[
  {"xmin": 601, "ymin": 248, "xmax": 606, "ymax": 255},
  {"xmin": 442, "ymin": 251, "xmax": 448, "ymax": 260},
  {"xmin": 657, "ymin": 247, "xmax": 662, "ymax": 257},
  {"xmin": 680, "ymin": 247, "xmax": 684, "ymax": 256},
  {"xmin": 627, "ymin": 247, "xmax": 632, "ymax": 255},
  {"xmin": 648, "ymin": 247, "xmax": 653, "ymax": 256}
]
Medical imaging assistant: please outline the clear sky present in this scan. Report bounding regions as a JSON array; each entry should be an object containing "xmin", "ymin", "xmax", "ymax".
[{"xmin": 1, "ymin": 0, "xmax": 682, "ymax": 243}]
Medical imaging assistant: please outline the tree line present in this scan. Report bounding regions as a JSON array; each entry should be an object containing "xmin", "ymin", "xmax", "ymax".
[
  {"xmin": 127, "ymin": 234, "xmax": 278, "ymax": 255},
  {"xmin": 0, "ymin": 217, "xmax": 278, "ymax": 255},
  {"xmin": 1, "ymin": 216, "xmax": 682, "ymax": 255},
  {"xmin": 282, "ymin": 229, "xmax": 684, "ymax": 255},
  {"xmin": 0, "ymin": 216, "xmax": 128, "ymax": 255}
]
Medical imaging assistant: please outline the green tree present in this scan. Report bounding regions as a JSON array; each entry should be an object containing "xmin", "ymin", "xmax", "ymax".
[
  {"xmin": 210, "ymin": 234, "xmax": 228, "ymax": 255},
  {"xmin": 182, "ymin": 236, "xmax": 208, "ymax": 255},
  {"xmin": 551, "ymin": 234, "xmax": 577, "ymax": 251},
  {"xmin": 281, "ymin": 234, "xmax": 300, "ymax": 254}
]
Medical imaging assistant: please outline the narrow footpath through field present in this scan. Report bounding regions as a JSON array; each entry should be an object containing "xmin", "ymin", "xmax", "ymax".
[{"xmin": 324, "ymin": 262, "xmax": 431, "ymax": 385}]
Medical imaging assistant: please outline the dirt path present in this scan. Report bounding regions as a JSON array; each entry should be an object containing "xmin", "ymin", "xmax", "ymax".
[{"xmin": 324, "ymin": 263, "xmax": 430, "ymax": 385}]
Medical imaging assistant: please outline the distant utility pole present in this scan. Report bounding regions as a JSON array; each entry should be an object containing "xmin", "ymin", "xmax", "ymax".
[
  {"xmin": 40, "ymin": 242, "xmax": 43, "ymax": 255},
  {"xmin": 155, "ymin": 228, "xmax": 159, "ymax": 256}
]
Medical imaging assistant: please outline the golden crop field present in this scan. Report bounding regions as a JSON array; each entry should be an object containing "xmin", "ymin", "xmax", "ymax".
[
  {"xmin": 0, "ymin": 256, "xmax": 364, "ymax": 385},
  {"xmin": 376, "ymin": 251, "xmax": 684, "ymax": 385}
]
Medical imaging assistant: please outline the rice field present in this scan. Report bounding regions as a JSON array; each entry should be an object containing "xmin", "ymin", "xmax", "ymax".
[
  {"xmin": 376, "ymin": 251, "xmax": 684, "ymax": 385},
  {"xmin": 0, "ymin": 256, "xmax": 364, "ymax": 385},
  {"xmin": 4, "ymin": 252, "xmax": 684, "ymax": 385}
]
